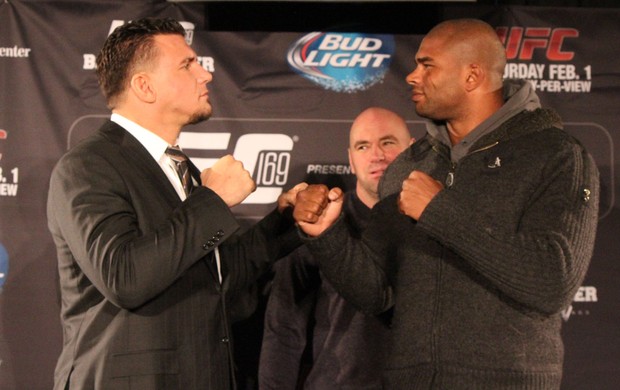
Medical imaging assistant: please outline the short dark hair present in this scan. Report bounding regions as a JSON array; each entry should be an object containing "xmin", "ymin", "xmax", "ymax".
[{"xmin": 95, "ymin": 18, "xmax": 186, "ymax": 108}]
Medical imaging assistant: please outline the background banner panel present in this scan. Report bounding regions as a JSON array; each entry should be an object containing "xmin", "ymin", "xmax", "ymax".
[{"xmin": 0, "ymin": 2, "xmax": 618, "ymax": 389}]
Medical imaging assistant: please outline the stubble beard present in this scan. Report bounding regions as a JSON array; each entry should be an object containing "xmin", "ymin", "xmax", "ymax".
[
  {"xmin": 415, "ymin": 99, "xmax": 448, "ymax": 122},
  {"xmin": 414, "ymin": 98, "xmax": 436, "ymax": 120},
  {"xmin": 187, "ymin": 107, "xmax": 212, "ymax": 126}
]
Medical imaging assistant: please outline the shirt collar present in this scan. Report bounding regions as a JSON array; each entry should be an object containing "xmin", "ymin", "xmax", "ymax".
[{"xmin": 110, "ymin": 113, "xmax": 173, "ymax": 162}]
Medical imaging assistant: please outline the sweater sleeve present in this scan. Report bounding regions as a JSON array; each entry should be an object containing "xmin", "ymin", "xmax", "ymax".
[
  {"xmin": 219, "ymin": 206, "xmax": 303, "ymax": 293},
  {"xmin": 306, "ymin": 197, "xmax": 401, "ymax": 315},
  {"xmin": 417, "ymin": 141, "xmax": 600, "ymax": 315}
]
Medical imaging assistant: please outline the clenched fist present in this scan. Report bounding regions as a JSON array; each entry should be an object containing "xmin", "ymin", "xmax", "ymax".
[
  {"xmin": 201, "ymin": 155, "xmax": 256, "ymax": 207},
  {"xmin": 277, "ymin": 182, "xmax": 309, "ymax": 213},
  {"xmin": 398, "ymin": 170, "xmax": 443, "ymax": 220},
  {"xmin": 293, "ymin": 184, "xmax": 344, "ymax": 237}
]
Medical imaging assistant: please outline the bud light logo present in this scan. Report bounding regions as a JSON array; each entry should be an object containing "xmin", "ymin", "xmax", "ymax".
[
  {"xmin": 287, "ymin": 32, "xmax": 394, "ymax": 93},
  {"xmin": 0, "ymin": 243, "xmax": 8, "ymax": 292}
]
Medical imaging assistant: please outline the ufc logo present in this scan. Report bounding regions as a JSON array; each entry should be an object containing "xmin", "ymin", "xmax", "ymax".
[{"xmin": 496, "ymin": 27, "xmax": 579, "ymax": 61}]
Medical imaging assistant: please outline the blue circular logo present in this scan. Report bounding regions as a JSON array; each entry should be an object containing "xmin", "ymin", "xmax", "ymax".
[{"xmin": 287, "ymin": 32, "xmax": 395, "ymax": 93}]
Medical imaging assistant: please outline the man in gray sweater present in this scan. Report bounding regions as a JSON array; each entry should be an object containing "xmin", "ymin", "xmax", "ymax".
[{"xmin": 293, "ymin": 19, "xmax": 600, "ymax": 389}]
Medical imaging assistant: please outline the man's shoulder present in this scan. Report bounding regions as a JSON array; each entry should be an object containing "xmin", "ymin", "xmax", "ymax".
[
  {"xmin": 53, "ymin": 121, "xmax": 142, "ymax": 177},
  {"xmin": 65, "ymin": 120, "xmax": 119, "ymax": 152}
]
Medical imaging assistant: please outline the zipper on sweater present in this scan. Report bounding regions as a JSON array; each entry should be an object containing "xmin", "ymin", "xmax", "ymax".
[
  {"xmin": 428, "ymin": 140, "xmax": 500, "ymax": 378},
  {"xmin": 470, "ymin": 141, "xmax": 499, "ymax": 154},
  {"xmin": 434, "ymin": 141, "xmax": 500, "ymax": 188},
  {"xmin": 445, "ymin": 163, "xmax": 456, "ymax": 188},
  {"xmin": 432, "ymin": 145, "xmax": 457, "ymax": 188}
]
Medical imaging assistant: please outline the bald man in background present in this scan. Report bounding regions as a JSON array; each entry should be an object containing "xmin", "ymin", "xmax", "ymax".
[{"xmin": 259, "ymin": 107, "xmax": 413, "ymax": 390}]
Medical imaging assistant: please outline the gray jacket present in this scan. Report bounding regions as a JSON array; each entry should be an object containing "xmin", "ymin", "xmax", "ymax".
[{"xmin": 307, "ymin": 82, "xmax": 600, "ymax": 389}]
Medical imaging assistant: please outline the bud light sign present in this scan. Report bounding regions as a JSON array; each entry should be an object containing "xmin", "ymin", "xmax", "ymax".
[{"xmin": 287, "ymin": 32, "xmax": 395, "ymax": 93}]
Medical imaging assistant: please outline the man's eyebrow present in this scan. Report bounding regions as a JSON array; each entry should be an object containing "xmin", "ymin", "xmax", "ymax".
[
  {"xmin": 180, "ymin": 56, "xmax": 197, "ymax": 66},
  {"xmin": 353, "ymin": 135, "xmax": 398, "ymax": 147},
  {"xmin": 416, "ymin": 56, "xmax": 432, "ymax": 63},
  {"xmin": 353, "ymin": 140, "xmax": 370, "ymax": 148}
]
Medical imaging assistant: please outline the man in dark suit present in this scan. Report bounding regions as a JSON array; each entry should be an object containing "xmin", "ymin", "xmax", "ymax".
[{"xmin": 47, "ymin": 18, "xmax": 304, "ymax": 390}]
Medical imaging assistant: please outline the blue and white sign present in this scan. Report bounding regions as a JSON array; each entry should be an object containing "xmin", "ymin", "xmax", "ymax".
[{"xmin": 287, "ymin": 32, "xmax": 395, "ymax": 93}]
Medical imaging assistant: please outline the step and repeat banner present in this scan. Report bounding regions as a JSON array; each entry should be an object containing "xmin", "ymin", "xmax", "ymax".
[{"xmin": 0, "ymin": 1, "xmax": 618, "ymax": 389}]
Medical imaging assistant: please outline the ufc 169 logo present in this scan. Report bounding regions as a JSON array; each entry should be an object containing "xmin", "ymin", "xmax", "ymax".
[{"xmin": 178, "ymin": 132, "xmax": 294, "ymax": 204}]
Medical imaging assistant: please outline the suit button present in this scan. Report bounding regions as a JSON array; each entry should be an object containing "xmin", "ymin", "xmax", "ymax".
[
  {"xmin": 216, "ymin": 230, "xmax": 224, "ymax": 237},
  {"xmin": 202, "ymin": 241, "xmax": 214, "ymax": 250},
  {"xmin": 221, "ymin": 337, "xmax": 229, "ymax": 343}
]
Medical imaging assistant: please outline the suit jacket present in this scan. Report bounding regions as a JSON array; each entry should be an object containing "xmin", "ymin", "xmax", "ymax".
[{"xmin": 47, "ymin": 121, "xmax": 301, "ymax": 390}]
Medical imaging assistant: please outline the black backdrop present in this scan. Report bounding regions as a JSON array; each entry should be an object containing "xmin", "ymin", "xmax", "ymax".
[{"xmin": 0, "ymin": 1, "xmax": 618, "ymax": 389}]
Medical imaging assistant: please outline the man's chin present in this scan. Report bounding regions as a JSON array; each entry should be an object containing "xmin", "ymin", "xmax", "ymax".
[{"xmin": 187, "ymin": 110, "xmax": 212, "ymax": 125}]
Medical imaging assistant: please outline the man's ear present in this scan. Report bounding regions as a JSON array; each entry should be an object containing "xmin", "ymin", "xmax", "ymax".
[
  {"xmin": 129, "ymin": 73, "xmax": 156, "ymax": 103},
  {"xmin": 464, "ymin": 64, "xmax": 484, "ymax": 92}
]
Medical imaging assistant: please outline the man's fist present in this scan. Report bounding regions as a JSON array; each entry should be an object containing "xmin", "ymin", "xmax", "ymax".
[
  {"xmin": 293, "ymin": 184, "xmax": 344, "ymax": 237},
  {"xmin": 398, "ymin": 170, "xmax": 443, "ymax": 220},
  {"xmin": 201, "ymin": 155, "xmax": 256, "ymax": 207},
  {"xmin": 277, "ymin": 182, "xmax": 309, "ymax": 213}
]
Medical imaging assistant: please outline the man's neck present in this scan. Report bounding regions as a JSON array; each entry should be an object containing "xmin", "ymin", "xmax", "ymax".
[
  {"xmin": 356, "ymin": 186, "xmax": 379, "ymax": 209},
  {"xmin": 113, "ymin": 109, "xmax": 179, "ymax": 145}
]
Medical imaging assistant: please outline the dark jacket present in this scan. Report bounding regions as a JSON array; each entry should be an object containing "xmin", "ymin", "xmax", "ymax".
[
  {"xmin": 47, "ymin": 121, "xmax": 300, "ymax": 390},
  {"xmin": 260, "ymin": 192, "xmax": 390, "ymax": 390},
  {"xmin": 308, "ymin": 102, "xmax": 600, "ymax": 388}
]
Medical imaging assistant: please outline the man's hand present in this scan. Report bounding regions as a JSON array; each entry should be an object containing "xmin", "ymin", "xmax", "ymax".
[
  {"xmin": 277, "ymin": 182, "xmax": 309, "ymax": 213},
  {"xmin": 293, "ymin": 184, "xmax": 344, "ymax": 237},
  {"xmin": 398, "ymin": 170, "xmax": 443, "ymax": 220},
  {"xmin": 201, "ymin": 155, "xmax": 256, "ymax": 207}
]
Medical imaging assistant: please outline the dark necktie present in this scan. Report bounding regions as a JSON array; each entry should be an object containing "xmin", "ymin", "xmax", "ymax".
[{"xmin": 165, "ymin": 145, "xmax": 193, "ymax": 197}]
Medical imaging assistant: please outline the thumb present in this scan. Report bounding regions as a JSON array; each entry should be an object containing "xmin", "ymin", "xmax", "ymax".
[{"xmin": 328, "ymin": 187, "xmax": 344, "ymax": 202}]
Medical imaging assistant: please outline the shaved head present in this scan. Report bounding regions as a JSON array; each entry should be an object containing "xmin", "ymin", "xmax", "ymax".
[
  {"xmin": 426, "ymin": 19, "xmax": 506, "ymax": 89},
  {"xmin": 349, "ymin": 107, "xmax": 411, "ymax": 148}
]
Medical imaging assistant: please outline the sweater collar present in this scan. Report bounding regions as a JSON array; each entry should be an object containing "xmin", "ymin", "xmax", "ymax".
[{"xmin": 425, "ymin": 79, "xmax": 549, "ymax": 162}]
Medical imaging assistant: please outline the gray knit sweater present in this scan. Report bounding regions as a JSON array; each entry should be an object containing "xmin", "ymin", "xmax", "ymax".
[{"xmin": 307, "ymin": 84, "xmax": 600, "ymax": 389}]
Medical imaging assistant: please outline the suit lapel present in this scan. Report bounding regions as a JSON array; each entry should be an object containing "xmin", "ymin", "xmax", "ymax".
[{"xmin": 100, "ymin": 121, "xmax": 181, "ymax": 206}]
